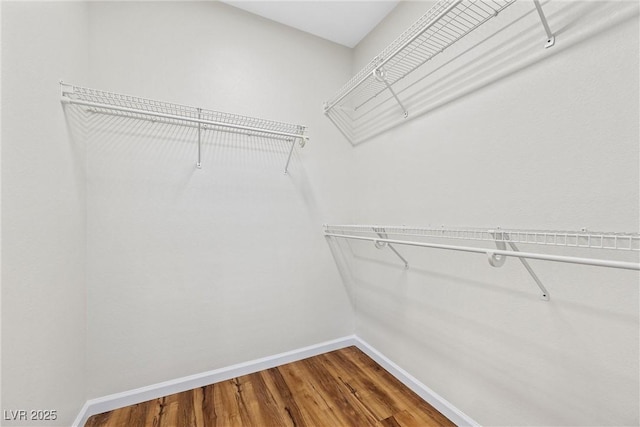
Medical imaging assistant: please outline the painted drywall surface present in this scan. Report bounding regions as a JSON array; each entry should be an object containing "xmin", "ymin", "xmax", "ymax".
[
  {"xmin": 343, "ymin": 1, "xmax": 640, "ymax": 425},
  {"xmin": 1, "ymin": 2, "xmax": 89, "ymax": 426},
  {"xmin": 84, "ymin": 2, "xmax": 355, "ymax": 398}
]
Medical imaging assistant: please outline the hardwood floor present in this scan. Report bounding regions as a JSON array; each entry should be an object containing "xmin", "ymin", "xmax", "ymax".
[{"xmin": 85, "ymin": 346, "xmax": 455, "ymax": 427}]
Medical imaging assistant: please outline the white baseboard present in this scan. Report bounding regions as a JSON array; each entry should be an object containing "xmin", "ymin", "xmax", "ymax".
[
  {"xmin": 72, "ymin": 335, "xmax": 357, "ymax": 427},
  {"xmin": 74, "ymin": 335, "xmax": 479, "ymax": 427},
  {"xmin": 353, "ymin": 336, "xmax": 480, "ymax": 427}
]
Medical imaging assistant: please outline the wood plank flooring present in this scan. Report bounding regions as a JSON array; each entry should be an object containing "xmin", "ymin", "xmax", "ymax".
[{"xmin": 85, "ymin": 346, "xmax": 455, "ymax": 427}]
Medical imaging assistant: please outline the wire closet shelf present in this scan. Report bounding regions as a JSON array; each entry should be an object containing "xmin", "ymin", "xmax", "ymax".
[
  {"xmin": 324, "ymin": 224, "xmax": 639, "ymax": 301},
  {"xmin": 60, "ymin": 82, "xmax": 308, "ymax": 173},
  {"xmin": 324, "ymin": 224, "xmax": 640, "ymax": 301},
  {"xmin": 323, "ymin": 0, "xmax": 555, "ymax": 145}
]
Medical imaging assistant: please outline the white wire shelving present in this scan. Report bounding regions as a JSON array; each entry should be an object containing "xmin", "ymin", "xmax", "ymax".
[
  {"xmin": 324, "ymin": 224, "xmax": 640, "ymax": 301},
  {"xmin": 323, "ymin": 0, "xmax": 555, "ymax": 145},
  {"xmin": 60, "ymin": 82, "xmax": 309, "ymax": 173}
]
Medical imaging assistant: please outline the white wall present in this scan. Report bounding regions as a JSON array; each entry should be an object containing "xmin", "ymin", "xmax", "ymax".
[
  {"xmin": 83, "ymin": 1, "xmax": 355, "ymax": 398},
  {"xmin": 1, "ymin": 2, "xmax": 89, "ymax": 426},
  {"xmin": 341, "ymin": 1, "xmax": 639, "ymax": 425}
]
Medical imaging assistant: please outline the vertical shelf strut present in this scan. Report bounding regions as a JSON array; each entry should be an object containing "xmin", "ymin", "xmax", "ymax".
[{"xmin": 197, "ymin": 108, "xmax": 202, "ymax": 169}]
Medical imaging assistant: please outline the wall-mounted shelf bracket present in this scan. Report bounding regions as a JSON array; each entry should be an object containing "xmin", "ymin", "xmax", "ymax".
[
  {"xmin": 196, "ymin": 108, "xmax": 202, "ymax": 169},
  {"xmin": 373, "ymin": 68, "xmax": 409, "ymax": 119},
  {"xmin": 533, "ymin": 0, "xmax": 555, "ymax": 48},
  {"xmin": 373, "ymin": 227, "xmax": 409, "ymax": 269},
  {"xmin": 284, "ymin": 131, "xmax": 308, "ymax": 174},
  {"xmin": 489, "ymin": 229, "xmax": 550, "ymax": 301},
  {"xmin": 487, "ymin": 230, "xmax": 508, "ymax": 267}
]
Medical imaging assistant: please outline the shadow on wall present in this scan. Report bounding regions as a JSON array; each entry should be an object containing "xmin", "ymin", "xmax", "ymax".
[
  {"xmin": 62, "ymin": 101, "xmax": 90, "ymax": 190},
  {"xmin": 324, "ymin": 234, "xmax": 536, "ymax": 317},
  {"xmin": 328, "ymin": 1, "xmax": 639, "ymax": 146},
  {"xmin": 60, "ymin": 99, "xmax": 328, "ymax": 230}
]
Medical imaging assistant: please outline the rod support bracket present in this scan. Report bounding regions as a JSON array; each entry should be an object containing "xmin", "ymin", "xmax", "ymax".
[
  {"xmin": 487, "ymin": 250, "xmax": 507, "ymax": 267},
  {"xmin": 373, "ymin": 67, "xmax": 409, "ymax": 118},
  {"xmin": 488, "ymin": 229, "xmax": 507, "ymax": 267},
  {"xmin": 284, "ymin": 138, "xmax": 297, "ymax": 174},
  {"xmin": 373, "ymin": 228, "xmax": 410, "ymax": 269},
  {"xmin": 374, "ymin": 240, "xmax": 388, "ymax": 249}
]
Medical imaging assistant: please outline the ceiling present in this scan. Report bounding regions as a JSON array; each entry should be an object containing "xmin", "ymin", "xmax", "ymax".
[{"xmin": 220, "ymin": 1, "xmax": 400, "ymax": 48}]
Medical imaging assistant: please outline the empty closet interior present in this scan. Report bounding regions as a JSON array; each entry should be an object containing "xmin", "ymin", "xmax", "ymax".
[{"xmin": 1, "ymin": 1, "xmax": 638, "ymax": 426}]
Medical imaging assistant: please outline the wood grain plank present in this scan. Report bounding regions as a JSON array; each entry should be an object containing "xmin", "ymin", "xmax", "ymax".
[
  {"xmin": 85, "ymin": 411, "xmax": 111, "ymax": 427},
  {"xmin": 199, "ymin": 385, "xmax": 217, "ymax": 427},
  {"xmin": 334, "ymin": 347, "xmax": 456, "ymax": 427},
  {"xmin": 157, "ymin": 394, "xmax": 179, "ymax": 427},
  {"xmin": 106, "ymin": 403, "xmax": 132, "ymax": 427},
  {"xmin": 320, "ymin": 348, "xmax": 403, "ymax": 421},
  {"xmin": 175, "ymin": 388, "xmax": 197, "ymax": 427},
  {"xmin": 212, "ymin": 380, "xmax": 243, "ymax": 427},
  {"xmin": 244, "ymin": 371, "xmax": 291, "ymax": 426},
  {"xmin": 144, "ymin": 398, "xmax": 163, "ymax": 427},
  {"xmin": 300, "ymin": 355, "xmax": 378, "ymax": 426},
  {"xmin": 277, "ymin": 357, "xmax": 347, "ymax": 426},
  {"xmin": 262, "ymin": 366, "xmax": 305, "ymax": 427}
]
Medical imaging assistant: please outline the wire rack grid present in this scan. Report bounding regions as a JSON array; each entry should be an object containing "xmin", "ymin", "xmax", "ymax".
[
  {"xmin": 61, "ymin": 83, "xmax": 307, "ymax": 141},
  {"xmin": 325, "ymin": 0, "xmax": 515, "ymax": 112},
  {"xmin": 324, "ymin": 224, "xmax": 640, "ymax": 252},
  {"xmin": 323, "ymin": 0, "xmax": 517, "ymax": 145}
]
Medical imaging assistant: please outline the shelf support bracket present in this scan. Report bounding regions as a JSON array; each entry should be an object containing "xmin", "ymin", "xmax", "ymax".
[
  {"xmin": 489, "ymin": 230, "xmax": 550, "ymax": 301},
  {"xmin": 374, "ymin": 228, "xmax": 409, "ymax": 269},
  {"xmin": 284, "ymin": 134, "xmax": 308, "ymax": 174},
  {"xmin": 507, "ymin": 240, "xmax": 551, "ymax": 301},
  {"xmin": 196, "ymin": 108, "xmax": 202, "ymax": 169},
  {"xmin": 374, "ymin": 68, "xmax": 408, "ymax": 118},
  {"xmin": 533, "ymin": 0, "xmax": 555, "ymax": 48},
  {"xmin": 284, "ymin": 138, "xmax": 296, "ymax": 174}
]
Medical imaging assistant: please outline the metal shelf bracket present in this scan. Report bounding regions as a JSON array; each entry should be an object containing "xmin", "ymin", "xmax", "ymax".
[
  {"xmin": 373, "ymin": 227, "xmax": 409, "ymax": 269},
  {"xmin": 533, "ymin": 0, "xmax": 556, "ymax": 48},
  {"xmin": 284, "ymin": 129, "xmax": 308, "ymax": 174},
  {"xmin": 373, "ymin": 68, "xmax": 409, "ymax": 119},
  {"xmin": 488, "ymin": 230, "xmax": 508, "ymax": 267},
  {"xmin": 284, "ymin": 138, "xmax": 296, "ymax": 175},
  {"xmin": 489, "ymin": 229, "xmax": 550, "ymax": 301},
  {"xmin": 196, "ymin": 108, "xmax": 202, "ymax": 169}
]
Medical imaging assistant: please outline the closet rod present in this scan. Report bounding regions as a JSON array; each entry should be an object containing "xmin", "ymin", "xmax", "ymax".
[
  {"xmin": 324, "ymin": 232, "xmax": 640, "ymax": 271},
  {"xmin": 62, "ymin": 98, "xmax": 306, "ymax": 141}
]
